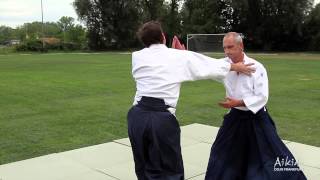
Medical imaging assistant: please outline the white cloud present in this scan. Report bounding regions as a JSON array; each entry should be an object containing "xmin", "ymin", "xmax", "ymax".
[{"xmin": 0, "ymin": 0, "xmax": 79, "ymax": 28}]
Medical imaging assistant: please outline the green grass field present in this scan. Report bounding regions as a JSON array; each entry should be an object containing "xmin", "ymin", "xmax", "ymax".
[{"xmin": 0, "ymin": 52, "xmax": 319, "ymax": 165}]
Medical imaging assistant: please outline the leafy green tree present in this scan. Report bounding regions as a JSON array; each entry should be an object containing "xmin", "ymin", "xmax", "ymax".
[
  {"xmin": 135, "ymin": 0, "xmax": 183, "ymax": 46},
  {"xmin": 304, "ymin": 3, "xmax": 320, "ymax": 50},
  {"xmin": 162, "ymin": 0, "xmax": 183, "ymax": 44},
  {"xmin": 67, "ymin": 25, "xmax": 87, "ymax": 47},
  {"xmin": 11, "ymin": 20, "xmax": 85, "ymax": 51},
  {"xmin": 228, "ymin": 0, "xmax": 313, "ymax": 50},
  {"xmin": 181, "ymin": 0, "xmax": 229, "ymax": 34},
  {"xmin": 14, "ymin": 22, "xmax": 60, "ymax": 41},
  {"xmin": 57, "ymin": 16, "xmax": 75, "ymax": 42},
  {"xmin": 0, "ymin": 26, "xmax": 15, "ymax": 44},
  {"xmin": 140, "ymin": 0, "xmax": 166, "ymax": 21},
  {"xmin": 43, "ymin": 23, "xmax": 61, "ymax": 38},
  {"xmin": 73, "ymin": 0, "xmax": 141, "ymax": 50},
  {"xmin": 16, "ymin": 22, "xmax": 43, "ymax": 41}
]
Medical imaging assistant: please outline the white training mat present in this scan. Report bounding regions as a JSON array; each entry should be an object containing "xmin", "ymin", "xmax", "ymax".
[{"xmin": 0, "ymin": 123, "xmax": 319, "ymax": 180}]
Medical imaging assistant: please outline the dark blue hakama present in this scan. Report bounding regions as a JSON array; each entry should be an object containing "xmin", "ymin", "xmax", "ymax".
[
  {"xmin": 205, "ymin": 108, "xmax": 307, "ymax": 180},
  {"xmin": 127, "ymin": 96, "xmax": 184, "ymax": 180}
]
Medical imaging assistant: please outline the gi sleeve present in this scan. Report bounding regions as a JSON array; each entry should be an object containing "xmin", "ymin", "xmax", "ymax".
[
  {"xmin": 243, "ymin": 65, "xmax": 269, "ymax": 114},
  {"xmin": 179, "ymin": 50, "xmax": 231, "ymax": 82}
]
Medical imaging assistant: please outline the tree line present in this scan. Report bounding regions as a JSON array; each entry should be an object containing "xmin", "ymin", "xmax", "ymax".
[
  {"xmin": 0, "ymin": 16, "xmax": 86, "ymax": 51},
  {"xmin": 1, "ymin": 0, "xmax": 319, "ymax": 52},
  {"xmin": 73, "ymin": 0, "xmax": 320, "ymax": 51}
]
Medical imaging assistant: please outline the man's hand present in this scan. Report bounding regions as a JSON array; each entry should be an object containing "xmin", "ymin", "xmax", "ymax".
[
  {"xmin": 230, "ymin": 62, "xmax": 255, "ymax": 76},
  {"xmin": 171, "ymin": 36, "xmax": 186, "ymax": 50},
  {"xmin": 218, "ymin": 97, "xmax": 245, "ymax": 108}
]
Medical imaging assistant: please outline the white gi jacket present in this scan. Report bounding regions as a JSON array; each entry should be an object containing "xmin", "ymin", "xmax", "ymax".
[
  {"xmin": 132, "ymin": 44, "xmax": 231, "ymax": 109},
  {"xmin": 223, "ymin": 53, "xmax": 269, "ymax": 114}
]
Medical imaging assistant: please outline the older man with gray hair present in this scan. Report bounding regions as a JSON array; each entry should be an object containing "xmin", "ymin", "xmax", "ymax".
[{"xmin": 205, "ymin": 32, "xmax": 307, "ymax": 180}]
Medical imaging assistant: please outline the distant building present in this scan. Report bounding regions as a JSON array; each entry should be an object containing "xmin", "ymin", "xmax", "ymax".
[
  {"xmin": 40, "ymin": 37, "xmax": 61, "ymax": 45},
  {"xmin": 5, "ymin": 39, "xmax": 21, "ymax": 46}
]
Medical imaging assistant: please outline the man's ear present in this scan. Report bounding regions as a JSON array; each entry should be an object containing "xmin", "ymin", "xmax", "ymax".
[
  {"xmin": 162, "ymin": 33, "xmax": 166, "ymax": 44},
  {"xmin": 240, "ymin": 42, "xmax": 244, "ymax": 51}
]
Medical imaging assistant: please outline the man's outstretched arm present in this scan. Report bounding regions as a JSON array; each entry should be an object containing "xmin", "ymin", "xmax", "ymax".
[
  {"xmin": 171, "ymin": 35, "xmax": 255, "ymax": 76},
  {"xmin": 230, "ymin": 63, "xmax": 255, "ymax": 76}
]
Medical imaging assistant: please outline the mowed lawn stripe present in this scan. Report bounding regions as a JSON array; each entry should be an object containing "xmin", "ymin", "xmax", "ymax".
[{"xmin": 0, "ymin": 52, "xmax": 319, "ymax": 164}]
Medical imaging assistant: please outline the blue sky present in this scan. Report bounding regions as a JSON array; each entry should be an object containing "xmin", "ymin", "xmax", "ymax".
[{"xmin": 1, "ymin": 0, "xmax": 319, "ymax": 28}]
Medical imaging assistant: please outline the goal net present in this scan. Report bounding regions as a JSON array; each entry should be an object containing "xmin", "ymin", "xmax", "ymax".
[{"xmin": 186, "ymin": 34, "xmax": 226, "ymax": 53}]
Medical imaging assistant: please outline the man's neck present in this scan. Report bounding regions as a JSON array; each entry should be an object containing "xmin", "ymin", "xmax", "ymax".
[{"xmin": 231, "ymin": 53, "xmax": 244, "ymax": 63}]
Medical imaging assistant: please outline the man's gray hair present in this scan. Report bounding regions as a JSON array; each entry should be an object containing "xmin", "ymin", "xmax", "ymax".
[{"xmin": 224, "ymin": 32, "xmax": 243, "ymax": 44}]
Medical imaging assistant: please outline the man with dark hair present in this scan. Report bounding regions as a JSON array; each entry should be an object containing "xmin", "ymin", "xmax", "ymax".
[
  {"xmin": 128, "ymin": 22, "xmax": 255, "ymax": 180},
  {"xmin": 137, "ymin": 21, "xmax": 164, "ymax": 47},
  {"xmin": 205, "ymin": 32, "xmax": 307, "ymax": 180}
]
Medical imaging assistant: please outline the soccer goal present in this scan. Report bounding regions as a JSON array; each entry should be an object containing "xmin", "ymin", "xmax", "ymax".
[{"xmin": 186, "ymin": 33, "xmax": 226, "ymax": 53}]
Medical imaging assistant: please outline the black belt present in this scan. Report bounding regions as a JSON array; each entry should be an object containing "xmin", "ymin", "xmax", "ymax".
[
  {"xmin": 230, "ymin": 107, "xmax": 267, "ymax": 115},
  {"xmin": 136, "ymin": 96, "xmax": 171, "ymax": 112}
]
